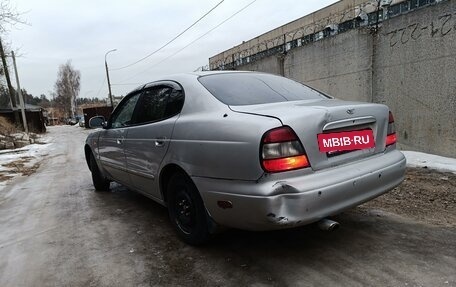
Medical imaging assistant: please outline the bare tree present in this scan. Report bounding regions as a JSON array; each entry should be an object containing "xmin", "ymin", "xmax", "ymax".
[
  {"xmin": 0, "ymin": 0, "xmax": 27, "ymax": 125},
  {"xmin": 0, "ymin": 0, "xmax": 27, "ymax": 33},
  {"xmin": 54, "ymin": 60, "xmax": 81, "ymax": 118}
]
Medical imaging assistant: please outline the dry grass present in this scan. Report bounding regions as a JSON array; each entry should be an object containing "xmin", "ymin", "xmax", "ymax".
[
  {"xmin": 0, "ymin": 116, "xmax": 16, "ymax": 136},
  {"xmin": 0, "ymin": 157, "xmax": 41, "ymax": 182},
  {"xmin": 361, "ymin": 167, "xmax": 456, "ymax": 226}
]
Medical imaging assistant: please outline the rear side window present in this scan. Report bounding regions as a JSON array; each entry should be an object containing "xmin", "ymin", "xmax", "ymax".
[
  {"xmin": 198, "ymin": 73, "xmax": 327, "ymax": 106},
  {"xmin": 134, "ymin": 85, "xmax": 184, "ymax": 124}
]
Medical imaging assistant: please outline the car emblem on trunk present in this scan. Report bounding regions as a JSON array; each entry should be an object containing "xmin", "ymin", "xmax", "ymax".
[{"xmin": 346, "ymin": 109, "xmax": 355, "ymax": 115}]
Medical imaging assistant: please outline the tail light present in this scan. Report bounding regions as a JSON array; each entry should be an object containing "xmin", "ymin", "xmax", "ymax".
[
  {"xmin": 260, "ymin": 126, "xmax": 310, "ymax": 173},
  {"xmin": 386, "ymin": 111, "xmax": 397, "ymax": 147}
]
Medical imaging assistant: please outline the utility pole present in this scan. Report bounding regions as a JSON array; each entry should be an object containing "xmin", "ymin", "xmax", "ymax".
[
  {"xmin": 105, "ymin": 49, "xmax": 116, "ymax": 107},
  {"xmin": 11, "ymin": 51, "xmax": 28, "ymax": 134},
  {"xmin": 0, "ymin": 37, "xmax": 20, "ymax": 124},
  {"xmin": 51, "ymin": 93, "xmax": 55, "ymax": 126}
]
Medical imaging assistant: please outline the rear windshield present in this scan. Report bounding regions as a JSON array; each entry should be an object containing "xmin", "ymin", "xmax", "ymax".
[{"xmin": 198, "ymin": 73, "xmax": 327, "ymax": 106}]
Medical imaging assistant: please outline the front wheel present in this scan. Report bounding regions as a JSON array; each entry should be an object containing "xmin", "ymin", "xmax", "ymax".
[
  {"xmin": 167, "ymin": 172, "xmax": 211, "ymax": 245},
  {"xmin": 89, "ymin": 153, "xmax": 110, "ymax": 191}
]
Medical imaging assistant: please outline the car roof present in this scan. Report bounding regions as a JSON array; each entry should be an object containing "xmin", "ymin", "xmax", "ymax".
[
  {"xmin": 129, "ymin": 70, "xmax": 263, "ymax": 94},
  {"xmin": 187, "ymin": 70, "xmax": 256, "ymax": 77}
]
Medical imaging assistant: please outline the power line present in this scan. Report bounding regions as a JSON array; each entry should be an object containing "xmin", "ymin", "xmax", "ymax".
[
  {"xmin": 110, "ymin": 0, "xmax": 224, "ymax": 71},
  {"xmin": 119, "ymin": 0, "xmax": 258, "ymax": 83},
  {"xmin": 95, "ymin": 77, "xmax": 106, "ymax": 98}
]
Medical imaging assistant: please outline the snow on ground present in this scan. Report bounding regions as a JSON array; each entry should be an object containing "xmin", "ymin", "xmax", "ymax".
[
  {"xmin": 0, "ymin": 133, "xmax": 54, "ymax": 191},
  {"xmin": 0, "ymin": 143, "xmax": 52, "ymax": 170},
  {"xmin": 403, "ymin": 151, "xmax": 456, "ymax": 174}
]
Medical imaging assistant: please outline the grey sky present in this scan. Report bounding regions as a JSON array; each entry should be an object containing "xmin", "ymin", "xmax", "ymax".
[{"xmin": 9, "ymin": 0, "xmax": 338, "ymax": 101}]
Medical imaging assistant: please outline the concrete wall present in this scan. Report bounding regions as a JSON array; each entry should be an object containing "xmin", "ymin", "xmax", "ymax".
[
  {"xmin": 373, "ymin": 0, "xmax": 456, "ymax": 156},
  {"xmin": 237, "ymin": 55, "xmax": 283, "ymax": 76},
  {"xmin": 284, "ymin": 29, "xmax": 373, "ymax": 103},
  {"xmin": 210, "ymin": 0, "xmax": 410, "ymax": 67},
  {"xmin": 234, "ymin": 1, "xmax": 456, "ymax": 157}
]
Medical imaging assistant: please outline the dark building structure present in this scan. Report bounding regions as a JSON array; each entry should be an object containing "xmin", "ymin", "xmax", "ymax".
[{"xmin": 0, "ymin": 104, "xmax": 47, "ymax": 133}]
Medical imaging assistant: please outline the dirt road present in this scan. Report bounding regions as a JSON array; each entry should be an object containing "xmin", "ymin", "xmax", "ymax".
[{"xmin": 0, "ymin": 126, "xmax": 455, "ymax": 287}]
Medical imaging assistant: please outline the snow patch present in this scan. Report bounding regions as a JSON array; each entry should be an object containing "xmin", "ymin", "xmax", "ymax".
[
  {"xmin": 403, "ymin": 151, "xmax": 456, "ymax": 174},
  {"xmin": 0, "ymin": 135, "xmax": 54, "ymax": 191}
]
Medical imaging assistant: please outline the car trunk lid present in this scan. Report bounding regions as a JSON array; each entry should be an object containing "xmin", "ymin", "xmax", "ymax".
[{"xmin": 230, "ymin": 99, "xmax": 390, "ymax": 171}]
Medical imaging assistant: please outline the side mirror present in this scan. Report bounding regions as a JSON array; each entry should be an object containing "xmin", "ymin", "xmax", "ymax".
[{"xmin": 88, "ymin": 116, "xmax": 106, "ymax": 129}]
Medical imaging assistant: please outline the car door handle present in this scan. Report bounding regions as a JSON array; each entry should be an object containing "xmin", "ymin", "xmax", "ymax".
[
  {"xmin": 116, "ymin": 139, "xmax": 123, "ymax": 145},
  {"xmin": 155, "ymin": 137, "xmax": 166, "ymax": 147}
]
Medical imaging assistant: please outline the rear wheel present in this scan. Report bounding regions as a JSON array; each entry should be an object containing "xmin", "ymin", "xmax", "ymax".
[
  {"xmin": 89, "ymin": 153, "xmax": 110, "ymax": 191},
  {"xmin": 167, "ymin": 172, "xmax": 210, "ymax": 245}
]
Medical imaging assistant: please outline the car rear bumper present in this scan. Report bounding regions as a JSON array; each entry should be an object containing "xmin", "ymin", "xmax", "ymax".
[{"xmin": 193, "ymin": 150, "xmax": 406, "ymax": 231}]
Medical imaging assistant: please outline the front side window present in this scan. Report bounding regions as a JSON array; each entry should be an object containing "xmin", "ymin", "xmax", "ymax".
[{"xmin": 110, "ymin": 93, "xmax": 141, "ymax": 128}]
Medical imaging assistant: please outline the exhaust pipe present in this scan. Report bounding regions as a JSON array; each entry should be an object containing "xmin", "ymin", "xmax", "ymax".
[{"xmin": 317, "ymin": 219, "xmax": 340, "ymax": 231}]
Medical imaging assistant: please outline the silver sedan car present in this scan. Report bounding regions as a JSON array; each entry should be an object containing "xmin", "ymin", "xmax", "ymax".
[{"xmin": 85, "ymin": 71, "xmax": 406, "ymax": 245}]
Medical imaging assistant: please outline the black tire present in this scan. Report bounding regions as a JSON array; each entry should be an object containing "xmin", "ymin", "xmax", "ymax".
[
  {"xmin": 90, "ymin": 153, "xmax": 110, "ymax": 191},
  {"xmin": 167, "ymin": 172, "xmax": 211, "ymax": 245}
]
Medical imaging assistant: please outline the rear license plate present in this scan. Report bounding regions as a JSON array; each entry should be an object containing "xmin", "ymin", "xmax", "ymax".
[{"xmin": 317, "ymin": 129, "xmax": 375, "ymax": 153}]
